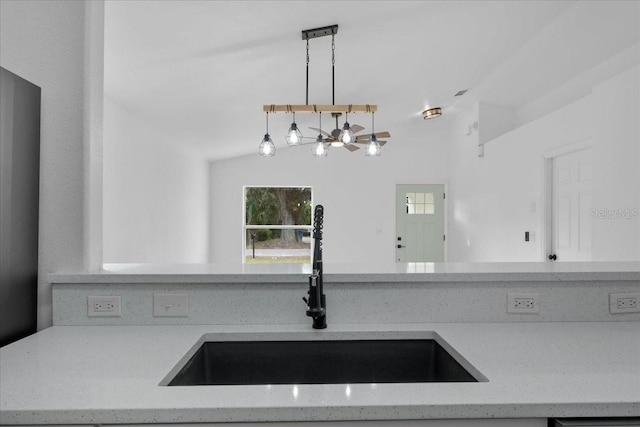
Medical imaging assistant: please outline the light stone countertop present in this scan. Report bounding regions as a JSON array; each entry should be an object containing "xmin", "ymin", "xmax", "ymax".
[
  {"xmin": 46, "ymin": 261, "xmax": 640, "ymax": 283},
  {"xmin": 1, "ymin": 322, "xmax": 639, "ymax": 424}
]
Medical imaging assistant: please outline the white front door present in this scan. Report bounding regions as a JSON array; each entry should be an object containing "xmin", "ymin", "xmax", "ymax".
[
  {"xmin": 550, "ymin": 148, "xmax": 592, "ymax": 261},
  {"xmin": 396, "ymin": 184, "xmax": 445, "ymax": 262}
]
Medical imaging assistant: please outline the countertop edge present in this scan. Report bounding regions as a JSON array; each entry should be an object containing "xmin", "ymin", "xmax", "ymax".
[
  {"xmin": 2, "ymin": 402, "xmax": 639, "ymax": 424},
  {"xmin": 45, "ymin": 271, "xmax": 640, "ymax": 284}
]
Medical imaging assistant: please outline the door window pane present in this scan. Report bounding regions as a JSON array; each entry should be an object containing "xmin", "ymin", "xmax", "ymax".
[
  {"xmin": 405, "ymin": 192, "xmax": 435, "ymax": 215},
  {"xmin": 424, "ymin": 193, "xmax": 434, "ymax": 204}
]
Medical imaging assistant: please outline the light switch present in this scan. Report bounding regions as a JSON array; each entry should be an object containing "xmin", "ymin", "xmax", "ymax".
[{"xmin": 153, "ymin": 294, "xmax": 189, "ymax": 317}]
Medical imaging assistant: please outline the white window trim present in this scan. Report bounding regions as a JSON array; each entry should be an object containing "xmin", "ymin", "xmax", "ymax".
[{"xmin": 242, "ymin": 186, "xmax": 313, "ymax": 263}]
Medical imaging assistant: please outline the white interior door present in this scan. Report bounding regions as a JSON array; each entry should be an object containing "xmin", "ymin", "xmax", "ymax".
[
  {"xmin": 396, "ymin": 184, "xmax": 445, "ymax": 262},
  {"xmin": 550, "ymin": 148, "xmax": 592, "ymax": 261}
]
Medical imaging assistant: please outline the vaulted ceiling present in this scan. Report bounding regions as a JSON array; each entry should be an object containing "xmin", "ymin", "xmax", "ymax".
[{"xmin": 104, "ymin": 0, "xmax": 640, "ymax": 161}]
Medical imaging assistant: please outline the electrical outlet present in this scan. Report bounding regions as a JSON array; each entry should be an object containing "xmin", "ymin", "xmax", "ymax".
[
  {"xmin": 88, "ymin": 296, "xmax": 121, "ymax": 317},
  {"xmin": 507, "ymin": 293, "xmax": 539, "ymax": 314},
  {"xmin": 610, "ymin": 292, "xmax": 640, "ymax": 314},
  {"xmin": 153, "ymin": 294, "xmax": 189, "ymax": 317}
]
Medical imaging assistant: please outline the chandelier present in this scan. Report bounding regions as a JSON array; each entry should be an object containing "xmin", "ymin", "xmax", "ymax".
[{"xmin": 259, "ymin": 25, "xmax": 390, "ymax": 158}]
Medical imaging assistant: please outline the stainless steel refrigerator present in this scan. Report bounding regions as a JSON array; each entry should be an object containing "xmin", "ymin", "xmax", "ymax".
[{"xmin": 0, "ymin": 66, "xmax": 41, "ymax": 347}]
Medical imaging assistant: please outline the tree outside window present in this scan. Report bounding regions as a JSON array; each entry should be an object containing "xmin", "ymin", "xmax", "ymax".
[{"xmin": 244, "ymin": 187, "xmax": 312, "ymax": 264}]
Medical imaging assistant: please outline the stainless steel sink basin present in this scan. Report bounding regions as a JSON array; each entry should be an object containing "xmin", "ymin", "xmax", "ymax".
[{"xmin": 165, "ymin": 335, "xmax": 484, "ymax": 386}]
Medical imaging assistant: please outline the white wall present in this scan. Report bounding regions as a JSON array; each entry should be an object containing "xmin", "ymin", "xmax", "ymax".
[
  {"xmin": 591, "ymin": 66, "xmax": 640, "ymax": 261},
  {"xmin": 209, "ymin": 120, "xmax": 451, "ymax": 264},
  {"xmin": 448, "ymin": 66, "xmax": 640, "ymax": 262},
  {"xmin": 83, "ymin": 1, "xmax": 105, "ymax": 272},
  {"xmin": 103, "ymin": 98, "xmax": 208, "ymax": 263},
  {"xmin": 478, "ymin": 102, "xmax": 517, "ymax": 145},
  {"xmin": 0, "ymin": 0, "xmax": 90, "ymax": 329}
]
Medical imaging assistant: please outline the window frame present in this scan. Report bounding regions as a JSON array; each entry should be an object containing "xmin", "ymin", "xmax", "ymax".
[{"xmin": 242, "ymin": 185, "xmax": 313, "ymax": 263}]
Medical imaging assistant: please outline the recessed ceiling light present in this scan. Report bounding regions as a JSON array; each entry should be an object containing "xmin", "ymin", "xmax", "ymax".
[
  {"xmin": 422, "ymin": 107, "xmax": 442, "ymax": 120},
  {"xmin": 454, "ymin": 89, "xmax": 469, "ymax": 97}
]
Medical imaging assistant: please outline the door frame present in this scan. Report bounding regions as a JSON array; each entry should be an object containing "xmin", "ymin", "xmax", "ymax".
[
  {"xmin": 394, "ymin": 183, "xmax": 448, "ymax": 263},
  {"xmin": 541, "ymin": 138, "xmax": 591, "ymax": 261}
]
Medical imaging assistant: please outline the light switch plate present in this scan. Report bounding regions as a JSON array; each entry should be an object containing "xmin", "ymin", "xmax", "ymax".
[{"xmin": 153, "ymin": 294, "xmax": 189, "ymax": 317}]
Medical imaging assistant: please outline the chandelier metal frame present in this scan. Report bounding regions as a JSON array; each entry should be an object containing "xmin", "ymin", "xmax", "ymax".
[{"xmin": 259, "ymin": 24, "xmax": 387, "ymax": 157}]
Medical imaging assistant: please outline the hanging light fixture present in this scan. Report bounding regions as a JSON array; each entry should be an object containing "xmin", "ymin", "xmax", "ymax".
[
  {"xmin": 365, "ymin": 135, "xmax": 381, "ymax": 157},
  {"xmin": 312, "ymin": 112, "xmax": 328, "ymax": 157},
  {"xmin": 337, "ymin": 113, "xmax": 355, "ymax": 146},
  {"xmin": 312, "ymin": 136, "xmax": 329, "ymax": 157},
  {"xmin": 258, "ymin": 112, "xmax": 275, "ymax": 157},
  {"xmin": 259, "ymin": 25, "xmax": 391, "ymax": 157},
  {"xmin": 365, "ymin": 112, "xmax": 381, "ymax": 157},
  {"xmin": 285, "ymin": 112, "xmax": 303, "ymax": 146}
]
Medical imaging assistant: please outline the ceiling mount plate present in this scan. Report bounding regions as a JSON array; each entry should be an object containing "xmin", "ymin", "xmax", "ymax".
[{"xmin": 302, "ymin": 25, "xmax": 338, "ymax": 40}]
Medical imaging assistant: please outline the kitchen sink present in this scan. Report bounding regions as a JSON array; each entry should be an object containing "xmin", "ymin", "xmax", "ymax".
[{"xmin": 165, "ymin": 336, "xmax": 484, "ymax": 386}]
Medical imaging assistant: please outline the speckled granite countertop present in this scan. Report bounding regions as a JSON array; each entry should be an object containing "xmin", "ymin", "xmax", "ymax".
[
  {"xmin": 46, "ymin": 261, "xmax": 640, "ymax": 283},
  {"xmin": 1, "ymin": 322, "xmax": 639, "ymax": 424}
]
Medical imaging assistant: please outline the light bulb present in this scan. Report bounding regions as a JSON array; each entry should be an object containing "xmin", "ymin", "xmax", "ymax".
[
  {"xmin": 365, "ymin": 134, "xmax": 381, "ymax": 157},
  {"xmin": 312, "ymin": 136, "xmax": 328, "ymax": 157},
  {"xmin": 285, "ymin": 122, "xmax": 303, "ymax": 146},
  {"xmin": 259, "ymin": 134, "xmax": 275, "ymax": 157},
  {"xmin": 338, "ymin": 122, "xmax": 355, "ymax": 144}
]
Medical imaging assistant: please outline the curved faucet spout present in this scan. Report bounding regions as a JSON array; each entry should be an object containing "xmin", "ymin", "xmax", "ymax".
[{"xmin": 304, "ymin": 205, "xmax": 327, "ymax": 329}]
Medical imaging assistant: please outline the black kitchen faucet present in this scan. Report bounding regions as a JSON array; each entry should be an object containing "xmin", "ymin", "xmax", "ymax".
[{"xmin": 303, "ymin": 204, "xmax": 327, "ymax": 329}]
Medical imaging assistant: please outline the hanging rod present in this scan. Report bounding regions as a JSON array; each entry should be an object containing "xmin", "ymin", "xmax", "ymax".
[{"xmin": 262, "ymin": 104, "xmax": 378, "ymax": 113}]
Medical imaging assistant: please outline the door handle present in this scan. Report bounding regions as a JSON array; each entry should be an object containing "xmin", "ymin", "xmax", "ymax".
[
  {"xmin": 397, "ymin": 244, "xmax": 405, "ymax": 249},
  {"xmin": 548, "ymin": 254, "xmax": 557, "ymax": 261}
]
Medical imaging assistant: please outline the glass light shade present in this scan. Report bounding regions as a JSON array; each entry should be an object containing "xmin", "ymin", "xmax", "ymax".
[
  {"xmin": 365, "ymin": 135, "xmax": 381, "ymax": 157},
  {"xmin": 259, "ymin": 134, "xmax": 275, "ymax": 157},
  {"xmin": 312, "ymin": 137, "xmax": 328, "ymax": 157},
  {"xmin": 285, "ymin": 122, "xmax": 303, "ymax": 146},
  {"xmin": 338, "ymin": 122, "xmax": 355, "ymax": 144}
]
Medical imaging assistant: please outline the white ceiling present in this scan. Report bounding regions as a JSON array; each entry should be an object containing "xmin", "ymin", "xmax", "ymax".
[{"xmin": 104, "ymin": 0, "xmax": 640, "ymax": 161}]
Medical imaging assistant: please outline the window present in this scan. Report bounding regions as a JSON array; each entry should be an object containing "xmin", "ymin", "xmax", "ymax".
[
  {"xmin": 406, "ymin": 192, "xmax": 435, "ymax": 214},
  {"xmin": 244, "ymin": 187, "xmax": 312, "ymax": 264}
]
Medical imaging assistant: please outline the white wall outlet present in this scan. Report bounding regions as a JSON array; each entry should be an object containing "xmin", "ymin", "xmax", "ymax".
[
  {"xmin": 88, "ymin": 296, "xmax": 121, "ymax": 317},
  {"xmin": 507, "ymin": 293, "xmax": 540, "ymax": 314},
  {"xmin": 609, "ymin": 292, "xmax": 640, "ymax": 314},
  {"xmin": 153, "ymin": 294, "xmax": 189, "ymax": 317}
]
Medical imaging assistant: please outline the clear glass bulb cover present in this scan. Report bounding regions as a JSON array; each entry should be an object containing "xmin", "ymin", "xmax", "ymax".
[
  {"xmin": 339, "ymin": 125, "xmax": 355, "ymax": 144},
  {"xmin": 365, "ymin": 135, "xmax": 381, "ymax": 157},
  {"xmin": 312, "ymin": 139, "xmax": 328, "ymax": 157},
  {"xmin": 285, "ymin": 123, "xmax": 303, "ymax": 146},
  {"xmin": 259, "ymin": 134, "xmax": 275, "ymax": 157}
]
